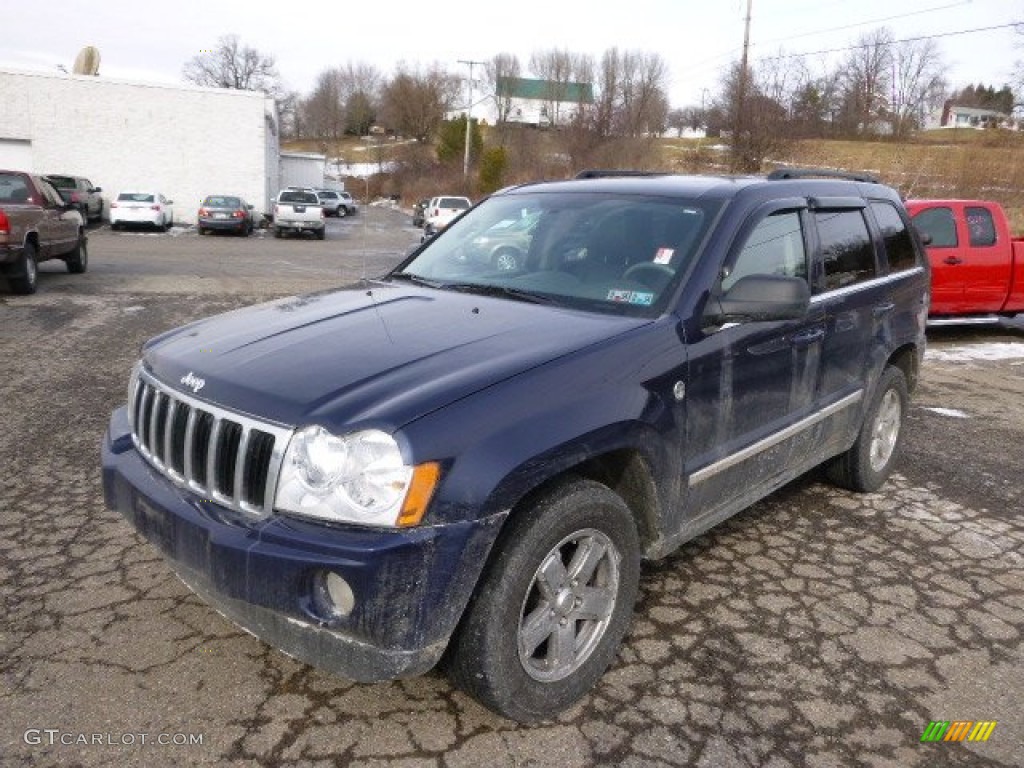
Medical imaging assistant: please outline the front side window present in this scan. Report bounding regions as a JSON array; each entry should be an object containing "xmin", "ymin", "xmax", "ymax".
[
  {"xmin": 870, "ymin": 201, "xmax": 918, "ymax": 273},
  {"xmin": 816, "ymin": 209, "xmax": 877, "ymax": 292},
  {"xmin": 394, "ymin": 191, "xmax": 722, "ymax": 317},
  {"xmin": 722, "ymin": 210, "xmax": 807, "ymax": 292},
  {"xmin": 912, "ymin": 207, "xmax": 957, "ymax": 248},
  {"xmin": 965, "ymin": 206, "xmax": 996, "ymax": 247}
]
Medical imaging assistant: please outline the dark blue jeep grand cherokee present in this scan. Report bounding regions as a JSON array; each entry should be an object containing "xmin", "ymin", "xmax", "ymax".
[{"xmin": 102, "ymin": 169, "xmax": 929, "ymax": 722}]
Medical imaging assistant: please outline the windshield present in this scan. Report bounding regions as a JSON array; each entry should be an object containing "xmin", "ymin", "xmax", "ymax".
[
  {"xmin": 394, "ymin": 191, "xmax": 721, "ymax": 316},
  {"xmin": 279, "ymin": 191, "xmax": 319, "ymax": 204},
  {"xmin": 203, "ymin": 196, "xmax": 240, "ymax": 208}
]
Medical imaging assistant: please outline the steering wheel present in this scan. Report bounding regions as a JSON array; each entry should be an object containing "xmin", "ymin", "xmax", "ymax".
[{"xmin": 622, "ymin": 262, "xmax": 674, "ymax": 287}]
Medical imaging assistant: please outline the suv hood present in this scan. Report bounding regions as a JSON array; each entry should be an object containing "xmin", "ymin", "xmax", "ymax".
[{"xmin": 143, "ymin": 282, "xmax": 650, "ymax": 431}]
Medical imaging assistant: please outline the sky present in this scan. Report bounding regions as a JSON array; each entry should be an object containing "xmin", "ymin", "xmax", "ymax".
[{"xmin": 1, "ymin": 0, "xmax": 1020, "ymax": 109}]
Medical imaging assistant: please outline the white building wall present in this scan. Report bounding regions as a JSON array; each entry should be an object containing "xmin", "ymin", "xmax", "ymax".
[{"xmin": 0, "ymin": 68, "xmax": 279, "ymax": 219}]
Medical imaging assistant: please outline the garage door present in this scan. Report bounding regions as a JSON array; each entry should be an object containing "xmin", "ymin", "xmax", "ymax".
[{"xmin": 0, "ymin": 139, "xmax": 33, "ymax": 171}]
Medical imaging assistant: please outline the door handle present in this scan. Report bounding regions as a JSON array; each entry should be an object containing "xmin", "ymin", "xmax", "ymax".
[
  {"xmin": 791, "ymin": 328, "xmax": 825, "ymax": 346},
  {"xmin": 873, "ymin": 302, "xmax": 896, "ymax": 318},
  {"xmin": 943, "ymin": 256, "xmax": 963, "ymax": 265}
]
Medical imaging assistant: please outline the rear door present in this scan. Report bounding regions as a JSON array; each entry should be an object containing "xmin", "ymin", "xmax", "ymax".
[{"xmin": 807, "ymin": 200, "xmax": 886, "ymax": 456}]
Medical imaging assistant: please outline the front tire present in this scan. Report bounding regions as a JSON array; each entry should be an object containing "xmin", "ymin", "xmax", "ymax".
[
  {"xmin": 446, "ymin": 478, "xmax": 641, "ymax": 723},
  {"xmin": 65, "ymin": 232, "xmax": 88, "ymax": 273},
  {"xmin": 827, "ymin": 366, "xmax": 908, "ymax": 492}
]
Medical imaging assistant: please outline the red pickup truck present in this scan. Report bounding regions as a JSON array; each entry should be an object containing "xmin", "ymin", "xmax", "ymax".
[
  {"xmin": 0, "ymin": 170, "xmax": 87, "ymax": 294},
  {"xmin": 906, "ymin": 199, "xmax": 1024, "ymax": 321}
]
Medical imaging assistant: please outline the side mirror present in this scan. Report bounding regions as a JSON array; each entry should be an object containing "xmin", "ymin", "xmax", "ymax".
[
  {"xmin": 705, "ymin": 274, "xmax": 810, "ymax": 327},
  {"xmin": 247, "ymin": 204, "xmax": 254, "ymax": 210},
  {"xmin": 93, "ymin": 187, "xmax": 102, "ymax": 193},
  {"xmin": 166, "ymin": 200, "xmax": 174, "ymax": 205}
]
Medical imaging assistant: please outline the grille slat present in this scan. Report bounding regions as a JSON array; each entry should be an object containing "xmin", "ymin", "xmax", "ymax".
[{"xmin": 128, "ymin": 369, "xmax": 292, "ymax": 518}]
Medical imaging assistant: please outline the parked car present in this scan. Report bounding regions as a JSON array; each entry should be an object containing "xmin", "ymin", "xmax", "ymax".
[
  {"xmin": 0, "ymin": 170, "xmax": 87, "ymax": 294},
  {"xmin": 101, "ymin": 167, "xmax": 928, "ymax": 723},
  {"xmin": 313, "ymin": 189, "xmax": 345, "ymax": 217},
  {"xmin": 337, "ymin": 191, "xmax": 358, "ymax": 216},
  {"xmin": 110, "ymin": 192, "xmax": 174, "ymax": 231},
  {"xmin": 458, "ymin": 209, "xmax": 540, "ymax": 271},
  {"xmin": 197, "ymin": 195, "xmax": 255, "ymax": 236},
  {"xmin": 44, "ymin": 174, "xmax": 104, "ymax": 223},
  {"xmin": 906, "ymin": 198, "xmax": 1024, "ymax": 322},
  {"xmin": 412, "ymin": 198, "xmax": 430, "ymax": 227},
  {"xmin": 422, "ymin": 195, "xmax": 471, "ymax": 239},
  {"xmin": 273, "ymin": 188, "xmax": 324, "ymax": 239}
]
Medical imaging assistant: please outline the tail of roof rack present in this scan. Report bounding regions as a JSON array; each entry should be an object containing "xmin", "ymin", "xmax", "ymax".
[
  {"xmin": 574, "ymin": 169, "xmax": 669, "ymax": 179},
  {"xmin": 767, "ymin": 167, "xmax": 880, "ymax": 184}
]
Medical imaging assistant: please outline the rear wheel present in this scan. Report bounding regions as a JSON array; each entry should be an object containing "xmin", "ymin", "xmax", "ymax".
[
  {"xmin": 65, "ymin": 232, "xmax": 88, "ymax": 273},
  {"xmin": 316, "ymin": 227, "xmax": 326, "ymax": 240},
  {"xmin": 446, "ymin": 478, "xmax": 641, "ymax": 723},
  {"xmin": 827, "ymin": 366, "xmax": 908, "ymax": 492},
  {"xmin": 10, "ymin": 241, "xmax": 39, "ymax": 295},
  {"xmin": 273, "ymin": 227, "xmax": 283, "ymax": 238}
]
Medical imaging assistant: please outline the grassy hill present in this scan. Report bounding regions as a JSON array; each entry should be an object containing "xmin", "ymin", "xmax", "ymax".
[{"xmin": 286, "ymin": 129, "xmax": 1024, "ymax": 230}]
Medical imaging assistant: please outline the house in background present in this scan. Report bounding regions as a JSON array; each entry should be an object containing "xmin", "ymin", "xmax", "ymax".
[
  {"xmin": 492, "ymin": 77, "xmax": 594, "ymax": 127},
  {"xmin": 928, "ymin": 103, "xmax": 1017, "ymax": 131}
]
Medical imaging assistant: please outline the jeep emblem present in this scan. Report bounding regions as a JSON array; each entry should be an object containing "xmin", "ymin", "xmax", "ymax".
[{"xmin": 180, "ymin": 371, "xmax": 206, "ymax": 394}]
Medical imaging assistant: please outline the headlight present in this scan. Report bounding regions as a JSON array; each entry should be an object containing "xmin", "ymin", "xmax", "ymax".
[{"xmin": 274, "ymin": 426, "xmax": 438, "ymax": 527}]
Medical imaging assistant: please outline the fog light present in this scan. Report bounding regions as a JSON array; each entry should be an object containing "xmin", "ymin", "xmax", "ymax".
[{"xmin": 314, "ymin": 570, "xmax": 355, "ymax": 618}]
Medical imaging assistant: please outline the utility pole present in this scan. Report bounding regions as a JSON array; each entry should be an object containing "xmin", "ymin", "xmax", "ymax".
[
  {"xmin": 459, "ymin": 59, "xmax": 486, "ymax": 179},
  {"xmin": 733, "ymin": 0, "xmax": 753, "ymax": 171}
]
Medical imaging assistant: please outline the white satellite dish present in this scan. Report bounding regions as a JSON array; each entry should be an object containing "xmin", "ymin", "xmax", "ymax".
[{"xmin": 72, "ymin": 46, "xmax": 101, "ymax": 76}]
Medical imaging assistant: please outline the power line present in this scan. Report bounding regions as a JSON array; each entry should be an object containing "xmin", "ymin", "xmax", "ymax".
[
  {"xmin": 755, "ymin": 1, "xmax": 973, "ymax": 46},
  {"xmin": 758, "ymin": 22, "xmax": 1020, "ymax": 61}
]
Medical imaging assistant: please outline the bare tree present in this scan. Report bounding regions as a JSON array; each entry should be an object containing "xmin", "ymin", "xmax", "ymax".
[
  {"xmin": 485, "ymin": 53, "xmax": 522, "ymax": 125},
  {"xmin": 304, "ymin": 68, "xmax": 346, "ymax": 139},
  {"xmin": 529, "ymin": 48, "xmax": 576, "ymax": 124},
  {"xmin": 378, "ymin": 63, "xmax": 461, "ymax": 143},
  {"xmin": 890, "ymin": 39, "xmax": 947, "ymax": 137},
  {"xmin": 183, "ymin": 34, "xmax": 281, "ymax": 95},
  {"xmin": 618, "ymin": 51, "xmax": 670, "ymax": 136},
  {"xmin": 836, "ymin": 28, "xmax": 893, "ymax": 135}
]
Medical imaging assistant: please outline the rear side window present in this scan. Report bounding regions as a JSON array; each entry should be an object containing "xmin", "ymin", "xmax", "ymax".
[
  {"xmin": 912, "ymin": 207, "xmax": 957, "ymax": 247},
  {"xmin": 965, "ymin": 206, "xmax": 996, "ymax": 247},
  {"xmin": 816, "ymin": 210, "xmax": 877, "ymax": 292},
  {"xmin": 722, "ymin": 210, "xmax": 807, "ymax": 292},
  {"xmin": 870, "ymin": 202, "xmax": 918, "ymax": 273}
]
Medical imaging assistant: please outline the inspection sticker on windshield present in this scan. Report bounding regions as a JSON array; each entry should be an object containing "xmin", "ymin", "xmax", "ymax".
[
  {"xmin": 654, "ymin": 248, "xmax": 674, "ymax": 264},
  {"xmin": 608, "ymin": 290, "xmax": 654, "ymax": 305}
]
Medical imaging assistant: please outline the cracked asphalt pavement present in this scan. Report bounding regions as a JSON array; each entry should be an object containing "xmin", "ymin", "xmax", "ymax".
[{"xmin": 2, "ymin": 205, "xmax": 1022, "ymax": 766}]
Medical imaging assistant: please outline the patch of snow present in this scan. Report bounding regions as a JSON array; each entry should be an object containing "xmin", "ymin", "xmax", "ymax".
[
  {"xmin": 925, "ymin": 343, "xmax": 1024, "ymax": 363},
  {"xmin": 922, "ymin": 407, "xmax": 970, "ymax": 419}
]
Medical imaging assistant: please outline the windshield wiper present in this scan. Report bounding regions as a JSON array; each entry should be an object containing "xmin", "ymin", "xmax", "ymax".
[
  {"xmin": 438, "ymin": 282, "xmax": 560, "ymax": 305},
  {"xmin": 389, "ymin": 272, "xmax": 444, "ymax": 289}
]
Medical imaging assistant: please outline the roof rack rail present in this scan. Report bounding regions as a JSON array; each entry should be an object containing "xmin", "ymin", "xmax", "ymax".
[
  {"xmin": 767, "ymin": 167, "xmax": 880, "ymax": 184},
  {"xmin": 574, "ymin": 169, "xmax": 668, "ymax": 179}
]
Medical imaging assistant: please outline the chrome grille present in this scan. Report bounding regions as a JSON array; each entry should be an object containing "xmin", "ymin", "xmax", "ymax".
[{"xmin": 129, "ymin": 367, "xmax": 293, "ymax": 517}]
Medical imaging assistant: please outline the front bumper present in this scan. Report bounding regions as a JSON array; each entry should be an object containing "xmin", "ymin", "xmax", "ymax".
[{"xmin": 101, "ymin": 406, "xmax": 503, "ymax": 681}]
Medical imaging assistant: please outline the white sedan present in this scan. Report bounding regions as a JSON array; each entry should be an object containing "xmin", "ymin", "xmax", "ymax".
[{"xmin": 110, "ymin": 191, "xmax": 175, "ymax": 231}]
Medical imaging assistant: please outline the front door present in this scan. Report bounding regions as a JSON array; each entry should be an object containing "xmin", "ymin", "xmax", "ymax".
[{"xmin": 684, "ymin": 204, "xmax": 823, "ymax": 521}]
